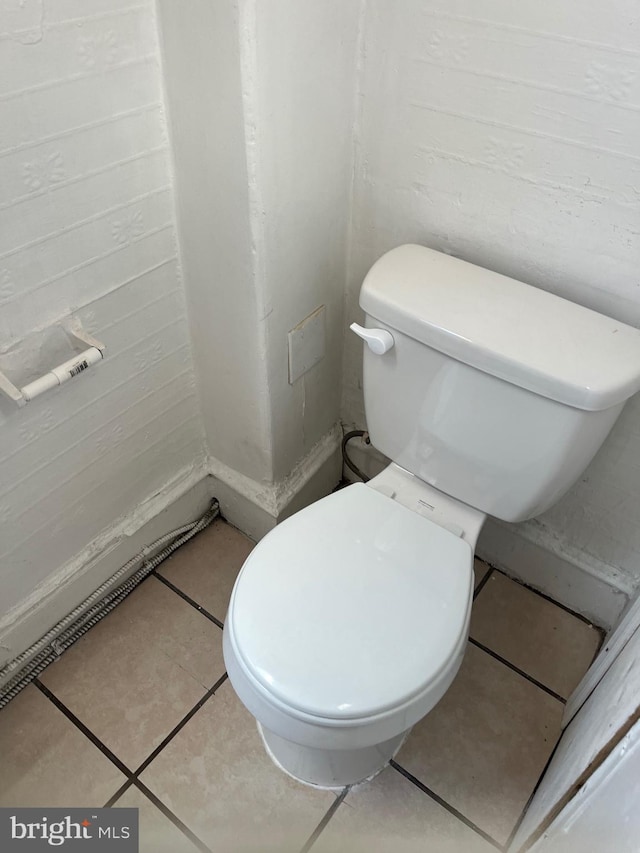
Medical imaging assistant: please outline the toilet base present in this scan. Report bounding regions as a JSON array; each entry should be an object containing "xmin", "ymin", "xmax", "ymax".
[{"xmin": 257, "ymin": 722, "xmax": 410, "ymax": 789}]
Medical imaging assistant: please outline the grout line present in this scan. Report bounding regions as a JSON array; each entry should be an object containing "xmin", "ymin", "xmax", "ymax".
[
  {"xmin": 412, "ymin": 56, "xmax": 640, "ymax": 118},
  {"xmin": 300, "ymin": 787, "xmax": 349, "ymax": 853},
  {"xmin": 132, "ymin": 673, "xmax": 228, "ymax": 778},
  {"xmin": 45, "ymin": 3, "xmax": 151, "ymax": 30},
  {"xmin": 28, "ymin": 531, "xmax": 229, "ymax": 852},
  {"xmin": 0, "ymin": 322, "xmax": 186, "ymax": 469},
  {"xmin": 35, "ymin": 669, "xmax": 227, "ymax": 847},
  {"xmin": 409, "ymin": 99, "xmax": 640, "ymax": 165},
  {"xmin": 104, "ymin": 778, "xmax": 135, "ymax": 808},
  {"xmin": 0, "ymin": 55, "xmax": 157, "ymax": 105},
  {"xmin": 33, "ymin": 679, "xmax": 134, "ymax": 779},
  {"xmin": 215, "ymin": 512, "xmax": 258, "ymax": 546},
  {"xmin": 151, "ymin": 571, "xmax": 225, "ymax": 629},
  {"xmin": 0, "ymin": 219, "xmax": 174, "ymax": 308},
  {"xmin": 390, "ymin": 760, "xmax": 504, "ymax": 850},
  {"xmin": 0, "ymin": 145, "xmax": 168, "ymax": 213},
  {"xmin": 504, "ymin": 732, "xmax": 563, "ymax": 850},
  {"xmin": 3, "ymin": 3, "xmax": 150, "ymax": 39},
  {"xmin": 0, "ymin": 364, "xmax": 192, "ymax": 502},
  {"xmin": 588, "ymin": 634, "xmax": 604, "ymax": 668},
  {"xmin": 0, "ymin": 185, "xmax": 171, "ymax": 262},
  {"xmin": 4, "ymin": 388, "xmax": 196, "ymax": 537},
  {"xmin": 492, "ymin": 567, "xmax": 605, "ymax": 631},
  {"xmin": 468, "ymin": 638, "xmax": 567, "ymax": 704},
  {"xmin": 418, "ymin": 6, "xmax": 640, "ymax": 59},
  {"xmin": 1, "ymin": 403, "xmax": 201, "ymax": 562},
  {"xmin": 133, "ymin": 779, "xmax": 212, "ymax": 853},
  {"xmin": 473, "ymin": 567, "xmax": 494, "ymax": 600},
  {"xmin": 0, "ymin": 102, "xmax": 162, "ymax": 160}
]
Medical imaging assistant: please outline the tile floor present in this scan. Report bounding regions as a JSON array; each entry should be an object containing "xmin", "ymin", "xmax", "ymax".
[{"xmin": 0, "ymin": 518, "xmax": 603, "ymax": 852}]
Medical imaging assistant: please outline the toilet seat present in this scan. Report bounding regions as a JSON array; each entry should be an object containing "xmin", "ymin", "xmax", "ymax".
[{"xmin": 226, "ymin": 483, "xmax": 473, "ymax": 724}]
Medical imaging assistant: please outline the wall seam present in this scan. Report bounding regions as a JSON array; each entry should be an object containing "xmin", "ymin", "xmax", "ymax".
[
  {"xmin": 340, "ymin": 0, "xmax": 368, "ymax": 429},
  {"xmin": 237, "ymin": 0, "xmax": 275, "ymax": 482}
]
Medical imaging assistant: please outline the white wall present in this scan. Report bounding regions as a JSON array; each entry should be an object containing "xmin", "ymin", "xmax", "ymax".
[
  {"xmin": 246, "ymin": 0, "xmax": 361, "ymax": 483},
  {"xmin": 512, "ymin": 623, "xmax": 640, "ymax": 849},
  {"xmin": 157, "ymin": 0, "xmax": 360, "ymax": 510},
  {"xmin": 526, "ymin": 722, "xmax": 640, "ymax": 853},
  {"xmin": 342, "ymin": 0, "xmax": 640, "ymax": 612},
  {"xmin": 154, "ymin": 0, "xmax": 272, "ymax": 486},
  {"xmin": 0, "ymin": 1, "xmax": 206, "ymax": 627}
]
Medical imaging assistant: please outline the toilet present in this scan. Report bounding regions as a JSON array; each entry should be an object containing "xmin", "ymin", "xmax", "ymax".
[{"xmin": 223, "ymin": 244, "xmax": 640, "ymax": 788}]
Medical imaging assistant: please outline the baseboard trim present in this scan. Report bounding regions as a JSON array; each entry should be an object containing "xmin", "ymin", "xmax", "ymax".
[
  {"xmin": 0, "ymin": 427, "xmax": 343, "ymax": 677},
  {"xmin": 477, "ymin": 518, "xmax": 629, "ymax": 631},
  {"xmin": 207, "ymin": 423, "xmax": 343, "ymax": 540},
  {"xmin": 0, "ymin": 466, "xmax": 215, "ymax": 677}
]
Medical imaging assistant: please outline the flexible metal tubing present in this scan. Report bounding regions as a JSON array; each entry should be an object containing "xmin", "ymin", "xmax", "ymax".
[{"xmin": 0, "ymin": 500, "xmax": 220, "ymax": 709}]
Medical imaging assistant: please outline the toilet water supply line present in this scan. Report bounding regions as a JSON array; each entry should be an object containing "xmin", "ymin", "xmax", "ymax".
[
  {"xmin": 0, "ymin": 500, "xmax": 221, "ymax": 710},
  {"xmin": 342, "ymin": 430, "xmax": 371, "ymax": 483},
  {"xmin": 1, "ymin": 431, "xmax": 367, "ymax": 708}
]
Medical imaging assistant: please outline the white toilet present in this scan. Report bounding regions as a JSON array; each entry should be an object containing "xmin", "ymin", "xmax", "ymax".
[{"xmin": 223, "ymin": 244, "xmax": 640, "ymax": 788}]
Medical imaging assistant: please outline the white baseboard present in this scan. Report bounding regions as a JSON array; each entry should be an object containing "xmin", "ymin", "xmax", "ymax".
[
  {"xmin": 0, "ymin": 427, "xmax": 343, "ymax": 677},
  {"xmin": 276, "ymin": 425, "xmax": 343, "ymax": 522},
  {"xmin": 206, "ymin": 461, "xmax": 278, "ymax": 542},
  {"xmin": 478, "ymin": 518, "xmax": 629, "ymax": 631},
  {"xmin": 208, "ymin": 423, "xmax": 343, "ymax": 540},
  {"xmin": 0, "ymin": 465, "xmax": 216, "ymax": 679}
]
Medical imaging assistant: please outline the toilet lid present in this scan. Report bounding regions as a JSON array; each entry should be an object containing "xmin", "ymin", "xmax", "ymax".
[{"xmin": 228, "ymin": 483, "xmax": 473, "ymax": 721}]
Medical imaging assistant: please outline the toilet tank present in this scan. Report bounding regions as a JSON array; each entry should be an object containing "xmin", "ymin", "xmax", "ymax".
[{"xmin": 358, "ymin": 245, "xmax": 640, "ymax": 522}]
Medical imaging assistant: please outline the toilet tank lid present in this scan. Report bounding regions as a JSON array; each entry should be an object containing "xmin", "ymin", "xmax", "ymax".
[{"xmin": 360, "ymin": 245, "xmax": 640, "ymax": 411}]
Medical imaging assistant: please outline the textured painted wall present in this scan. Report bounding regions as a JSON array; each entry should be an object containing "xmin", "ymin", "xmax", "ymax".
[
  {"xmin": 0, "ymin": 0, "xmax": 206, "ymax": 616},
  {"xmin": 155, "ymin": 0, "xmax": 274, "ymax": 486},
  {"xmin": 247, "ymin": 0, "xmax": 361, "ymax": 482},
  {"xmin": 342, "ymin": 0, "xmax": 640, "ymax": 590},
  {"xmin": 157, "ymin": 0, "xmax": 360, "ymax": 487}
]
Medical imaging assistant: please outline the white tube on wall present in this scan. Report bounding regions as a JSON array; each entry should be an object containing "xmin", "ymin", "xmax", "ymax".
[{"xmin": 21, "ymin": 347, "xmax": 103, "ymax": 402}]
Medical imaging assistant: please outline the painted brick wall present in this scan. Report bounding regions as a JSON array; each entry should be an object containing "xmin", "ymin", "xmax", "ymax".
[
  {"xmin": 0, "ymin": 0, "xmax": 206, "ymax": 616},
  {"xmin": 343, "ymin": 0, "xmax": 640, "ymax": 590}
]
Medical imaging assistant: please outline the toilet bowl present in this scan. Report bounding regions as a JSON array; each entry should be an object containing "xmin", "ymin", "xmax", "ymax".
[
  {"xmin": 223, "ymin": 244, "xmax": 640, "ymax": 788},
  {"xmin": 223, "ymin": 476, "xmax": 480, "ymax": 788}
]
